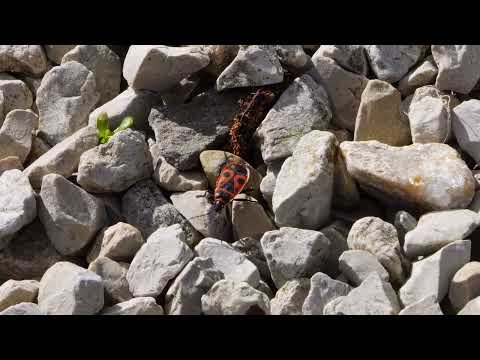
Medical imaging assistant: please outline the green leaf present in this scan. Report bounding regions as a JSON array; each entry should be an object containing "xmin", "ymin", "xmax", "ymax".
[
  {"xmin": 96, "ymin": 112, "xmax": 112, "ymax": 143},
  {"xmin": 113, "ymin": 116, "xmax": 134, "ymax": 134}
]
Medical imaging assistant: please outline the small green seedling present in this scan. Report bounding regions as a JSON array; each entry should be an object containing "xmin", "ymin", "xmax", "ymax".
[{"xmin": 96, "ymin": 113, "xmax": 134, "ymax": 144}]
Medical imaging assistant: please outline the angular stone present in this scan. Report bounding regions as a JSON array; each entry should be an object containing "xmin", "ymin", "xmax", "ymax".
[
  {"xmin": 0, "ymin": 110, "xmax": 36, "ymax": 163},
  {"xmin": 255, "ymin": 74, "xmax": 331, "ymax": 163},
  {"xmin": 231, "ymin": 237, "xmax": 271, "ymax": 282},
  {"xmin": 260, "ymin": 160, "xmax": 282, "ymax": 209},
  {"xmin": 197, "ymin": 45, "xmax": 239, "ymax": 77},
  {"xmin": 398, "ymin": 294, "xmax": 443, "ymax": 315},
  {"xmin": 339, "ymin": 250, "xmax": 390, "ymax": 286},
  {"xmin": 0, "ymin": 73, "xmax": 33, "ymax": 118},
  {"xmin": 274, "ymin": 45, "xmax": 310, "ymax": 72},
  {"xmin": 302, "ymin": 272, "xmax": 352, "ymax": 315},
  {"xmin": 201, "ymin": 279, "xmax": 271, "ymax": 315},
  {"xmin": 399, "ymin": 240, "xmax": 471, "ymax": 307},
  {"xmin": 161, "ymin": 76, "xmax": 199, "ymax": 106},
  {"xmin": 458, "ymin": 297, "xmax": 480, "ymax": 315},
  {"xmin": 23, "ymin": 125, "xmax": 98, "ymax": 189},
  {"xmin": 320, "ymin": 221, "xmax": 350, "ymax": 277},
  {"xmin": 270, "ymin": 278, "xmax": 310, "ymax": 315},
  {"xmin": 126, "ymin": 225, "xmax": 194, "ymax": 297},
  {"xmin": 398, "ymin": 55, "xmax": 438, "ymax": 97},
  {"xmin": 0, "ymin": 170, "xmax": 36, "ymax": 250},
  {"xmin": 38, "ymin": 174, "xmax": 107, "ymax": 256},
  {"xmin": 272, "ymin": 131, "xmax": 336, "ymax": 229},
  {"xmin": 0, "ymin": 302, "xmax": 42, "ymax": 315},
  {"xmin": 315, "ymin": 45, "xmax": 369, "ymax": 75},
  {"xmin": 44, "ymin": 45, "xmax": 76, "ymax": 64},
  {"xmin": 354, "ymin": 79, "xmax": 411, "ymax": 146},
  {"xmin": 452, "ymin": 99, "xmax": 480, "ymax": 163},
  {"xmin": 216, "ymin": 45, "xmax": 283, "ymax": 91},
  {"xmin": 165, "ymin": 257, "xmax": 224, "ymax": 315},
  {"xmin": 449, "ymin": 262, "xmax": 480, "ymax": 313},
  {"xmin": 394, "ymin": 210, "xmax": 417, "ymax": 248},
  {"xmin": 231, "ymin": 194, "xmax": 275, "ymax": 241},
  {"xmin": 38, "ymin": 262, "xmax": 104, "ymax": 315},
  {"xmin": 37, "ymin": 61, "xmax": 99, "ymax": 146},
  {"xmin": 123, "ymin": 45, "xmax": 209, "ymax": 92},
  {"xmin": 24, "ymin": 136, "xmax": 50, "ymax": 166},
  {"xmin": 332, "ymin": 148, "xmax": 360, "ymax": 210},
  {"xmin": 0, "ymin": 45, "xmax": 48, "ymax": 76},
  {"xmin": 261, "ymin": 227, "xmax": 331, "ymax": 288},
  {"xmin": 0, "ymin": 279, "xmax": 39, "ymax": 312},
  {"xmin": 88, "ymin": 257, "xmax": 132, "ymax": 305},
  {"xmin": 101, "ymin": 297, "xmax": 164, "ymax": 315},
  {"xmin": 404, "ymin": 210, "xmax": 480, "ymax": 258},
  {"xmin": 432, "ymin": 45, "xmax": 480, "ymax": 94},
  {"xmin": 340, "ymin": 141, "xmax": 475, "ymax": 211},
  {"xmin": 0, "ymin": 156, "xmax": 23, "ymax": 176}
]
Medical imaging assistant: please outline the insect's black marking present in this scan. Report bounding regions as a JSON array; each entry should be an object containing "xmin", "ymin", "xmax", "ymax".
[
  {"xmin": 237, "ymin": 178, "xmax": 245, "ymax": 185},
  {"xmin": 233, "ymin": 164, "xmax": 248, "ymax": 175},
  {"xmin": 222, "ymin": 182, "xmax": 234, "ymax": 193},
  {"xmin": 222, "ymin": 171, "xmax": 232, "ymax": 178}
]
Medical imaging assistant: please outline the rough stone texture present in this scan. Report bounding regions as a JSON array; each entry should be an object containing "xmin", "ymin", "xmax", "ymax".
[
  {"xmin": 149, "ymin": 89, "xmax": 243, "ymax": 170},
  {"xmin": 272, "ymin": 131, "xmax": 336, "ymax": 229},
  {"xmin": 302, "ymin": 272, "xmax": 352, "ymax": 315},
  {"xmin": 324, "ymin": 273, "xmax": 401, "ymax": 315},
  {"xmin": 0, "ymin": 279, "xmax": 39, "ymax": 311},
  {"xmin": 62, "ymin": 45, "xmax": 121, "ymax": 106},
  {"xmin": 340, "ymin": 141, "xmax": 475, "ymax": 211},
  {"xmin": 201, "ymin": 279, "xmax": 271, "ymax": 315},
  {"xmin": 195, "ymin": 238, "xmax": 261, "ymax": 287},
  {"xmin": 0, "ymin": 45, "xmax": 48, "ymax": 76},
  {"xmin": 458, "ymin": 297, "xmax": 480, "ymax": 315},
  {"xmin": 315, "ymin": 45, "xmax": 369, "ymax": 75},
  {"xmin": 274, "ymin": 45, "xmax": 310, "ymax": 72},
  {"xmin": 0, "ymin": 302, "xmax": 42, "ymax": 315},
  {"xmin": 309, "ymin": 55, "xmax": 368, "ymax": 131},
  {"xmin": 260, "ymin": 160, "xmax": 282, "ymax": 209},
  {"xmin": 38, "ymin": 262, "xmax": 104, "ymax": 315},
  {"xmin": 216, "ymin": 45, "xmax": 283, "ymax": 91},
  {"xmin": 339, "ymin": 250, "xmax": 390, "ymax": 286},
  {"xmin": 354, "ymin": 79, "xmax": 411, "ymax": 146},
  {"xmin": 77, "ymin": 129, "xmax": 153, "ymax": 193},
  {"xmin": 37, "ymin": 61, "xmax": 99, "ymax": 146},
  {"xmin": 87, "ymin": 222, "xmax": 144, "ymax": 264},
  {"xmin": 88, "ymin": 257, "xmax": 132, "ymax": 305},
  {"xmin": 347, "ymin": 217, "xmax": 406, "ymax": 285},
  {"xmin": 165, "ymin": 257, "xmax": 224, "ymax": 315},
  {"xmin": 121, "ymin": 179, "xmax": 201, "ymax": 246},
  {"xmin": 0, "ymin": 156, "xmax": 23, "ymax": 176},
  {"xmin": 449, "ymin": 262, "xmax": 480, "ymax": 313},
  {"xmin": 44, "ymin": 45, "xmax": 76, "ymax": 64},
  {"xmin": 320, "ymin": 221, "xmax": 350, "ymax": 277},
  {"xmin": 366, "ymin": 45, "xmax": 427, "ymax": 83},
  {"xmin": 101, "ymin": 297, "xmax": 164, "ymax": 315},
  {"xmin": 398, "ymin": 294, "xmax": 443, "ymax": 315},
  {"xmin": 332, "ymin": 148, "xmax": 360, "ymax": 210},
  {"xmin": 399, "ymin": 240, "xmax": 471, "ymax": 307},
  {"xmin": 0, "ymin": 170, "xmax": 36, "ymax": 250},
  {"xmin": 432, "ymin": 45, "xmax": 480, "ymax": 94},
  {"xmin": 23, "ymin": 126, "xmax": 98, "ymax": 189},
  {"xmin": 38, "ymin": 174, "xmax": 107, "ymax": 256},
  {"xmin": 126, "ymin": 225, "xmax": 194, "ymax": 297},
  {"xmin": 231, "ymin": 194, "xmax": 276, "ymax": 241},
  {"xmin": 398, "ymin": 55, "xmax": 438, "ymax": 96},
  {"xmin": 394, "ymin": 210, "xmax": 417, "ymax": 248},
  {"xmin": 0, "ymin": 110, "xmax": 36, "ymax": 163},
  {"xmin": 0, "ymin": 73, "xmax": 33, "ymax": 119},
  {"xmin": 255, "ymin": 74, "xmax": 331, "ymax": 163},
  {"xmin": 197, "ymin": 45, "xmax": 239, "ymax": 77},
  {"xmin": 404, "ymin": 210, "xmax": 480, "ymax": 259},
  {"xmin": 231, "ymin": 237, "xmax": 271, "ymax": 282},
  {"xmin": 24, "ymin": 136, "xmax": 50, "ymax": 166},
  {"xmin": 161, "ymin": 76, "xmax": 199, "ymax": 106},
  {"xmin": 261, "ymin": 227, "xmax": 331, "ymax": 289},
  {"xmin": 123, "ymin": 45, "xmax": 210, "ymax": 92},
  {"xmin": 452, "ymin": 99, "xmax": 480, "ymax": 163},
  {"xmin": 270, "ymin": 278, "xmax": 310, "ymax": 315}
]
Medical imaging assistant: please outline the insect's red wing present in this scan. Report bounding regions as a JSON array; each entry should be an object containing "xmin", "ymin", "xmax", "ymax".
[{"xmin": 214, "ymin": 161, "xmax": 250, "ymax": 204}]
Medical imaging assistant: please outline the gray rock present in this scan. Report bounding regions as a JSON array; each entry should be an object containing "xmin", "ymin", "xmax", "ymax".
[
  {"xmin": 354, "ymin": 79, "xmax": 411, "ymax": 146},
  {"xmin": 88, "ymin": 257, "xmax": 132, "ymax": 305},
  {"xmin": 37, "ymin": 61, "xmax": 99, "ymax": 146},
  {"xmin": 302, "ymin": 272, "xmax": 352, "ymax": 315},
  {"xmin": 458, "ymin": 297, "xmax": 480, "ymax": 315},
  {"xmin": 399, "ymin": 240, "xmax": 471, "ymax": 307},
  {"xmin": 165, "ymin": 257, "xmax": 224, "ymax": 315},
  {"xmin": 332, "ymin": 147, "xmax": 360, "ymax": 210},
  {"xmin": 126, "ymin": 225, "xmax": 194, "ymax": 297},
  {"xmin": 270, "ymin": 278, "xmax": 310, "ymax": 315},
  {"xmin": 255, "ymin": 74, "xmax": 331, "ymax": 163},
  {"xmin": 201, "ymin": 279, "xmax": 271, "ymax": 315},
  {"xmin": 260, "ymin": 160, "xmax": 282, "ymax": 209},
  {"xmin": 404, "ymin": 210, "xmax": 480, "ymax": 259},
  {"xmin": 308, "ymin": 55, "xmax": 368, "ymax": 131},
  {"xmin": 161, "ymin": 76, "xmax": 199, "ymax": 106},
  {"xmin": 62, "ymin": 45, "xmax": 121, "ymax": 106},
  {"xmin": 398, "ymin": 55, "xmax": 438, "ymax": 97},
  {"xmin": 0, "ymin": 73, "xmax": 33, "ymax": 119},
  {"xmin": 44, "ymin": 45, "xmax": 76, "ymax": 64},
  {"xmin": 432, "ymin": 45, "xmax": 480, "ymax": 94},
  {"xmin": 394, "ymin": 210, "xmax": 417, "ymax": 248},
  {"xmin": 340, "ymin": 141, "xmax": 475, "ymax": 211},
  {"xmin": 231, "ymin": 237, "xmax": 271, "ymax": 282},
  {"xmin": 25, "ymin": 136, "xmax": 50, "ymax": 166},
  {"xmin": 23, "ymin": 125, "xmax": 98, "ymax": 189},
  {"xmin": 0, "ymin": 45, "xmax": 48, "ymax": 76},
  {"xmin": 0, "ymin": 279, "xmax": 39, "ymax": 311},
  {"xmin": 274, "ymin": 45, "xmax": 310, "ymax": 72},
  {"xmin": 320, "ymin": 221, "xmax": 350, "ymax": 277},
  {"xmin": 195, "ymin": 237, "xmax": 261, "ymax": 287},
  {"xmin": 231, "ymin": 194, "xmax": 276, "ymax": 241},
  {"xmin": 347, "ymin": 217, "xmax": 406, "ymax": 285},
  {"xmin": 449, "ymin": 262, "xmax": 480, "ymax": 313},
  {"xmin": 256, "ymin": 280, "xmax": 274, "ymax": 299},
  {"xmin": 121, "ymin": 179, "xmax": 202, "ymax": 245},
  {"xmin": 452, "ymin": 99, "xmax": 480, "ymax": 163},
  {"xmin": 38, "ymin": 173, "xmax": 107, "ymax": 256},
  {"xmin": 101, "ymin": 297, "xmax": 164, "ymax": 315},
  {"xmin": 216, "ymin": 45, "xmax": 283, "ymax": 91},
  {"xmin": 325, "ymin": 273, "xmax": 401, "ymax": 315},
  {"xmin": 0, "ymin": 302, "xmax": 42, "ymax": 315},
  {"xmin": 272, "ymin": 130, "xmax": 336, "ymax": 229},
  {"xmin": 77, "ymin": 129, "xmax": 153, "ymax": 193},
  {"xmin": 0, "ymin": 170, "xmax": 36, "ymax": 250},
  {"xmin": 315, "ymin": 45, "xmax": 369, "ymax": 75},
  {"xmin": 87, "ymin": 222, "xmax": 144, "ymax": 263},
  {"xmin": 398, "ymin": 294, "xmax": 443, "ymax": 315},
  {"xmin": 0, "ymin": 156, "xmax": 23, "ymax": 176},
  {"xmin": 123, "ymin": 45, "xmax": 209, "ymax": 92},
  {"xmin": 366, "ymin": 45, "xmax": 427, "ymax": 83},
  {"xmin": 197, "ymin": 45, "xmax": 239, "ymax": 77},
  {"xmin": 0, "ymin": 110, "xmax": 36, "ymax": 163},
  {"xmin": 38, "ymin": 261, "xmax": 104, "ymax": 315},
  {"xmin": 148, "ymin": 89, "xmax": 242, "ymax": 170},
  {"xmin": 339, "ymin": 250, "xmax": 390, "ymax": 286},
  {"xmin": 261, "ymin": 227, "xmax": 331, "ymax": 289}
]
